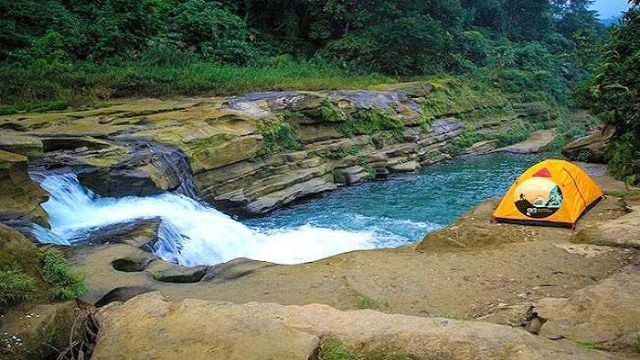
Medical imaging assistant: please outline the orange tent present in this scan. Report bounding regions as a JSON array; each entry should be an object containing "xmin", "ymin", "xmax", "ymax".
[{"xmin": 493, "ymin": 159, "xmax": 604, "ymax": 228}]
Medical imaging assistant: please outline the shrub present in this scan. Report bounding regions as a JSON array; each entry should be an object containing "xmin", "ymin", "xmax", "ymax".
[
  {"xmin": 0, "ymin": 265, "xmax": 37, "ymax": 306},
  {"xmin": 40, "ymin": 248, "xmax": 87, "ymax": 301}
]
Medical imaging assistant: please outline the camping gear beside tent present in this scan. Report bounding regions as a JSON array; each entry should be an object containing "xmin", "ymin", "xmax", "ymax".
[{"xmin": 493, "ymin": 159, "xmax": 604, "ymax": 228}]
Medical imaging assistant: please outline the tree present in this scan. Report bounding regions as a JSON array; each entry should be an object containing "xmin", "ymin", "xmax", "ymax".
[{"xmin": 589, "ymin": 2, "xmax": 640, "ymax": 182}]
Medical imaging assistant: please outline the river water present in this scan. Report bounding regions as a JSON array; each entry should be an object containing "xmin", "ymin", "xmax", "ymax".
[{"xmin": 33, "ymin": 153, "xmax": 547, "ymax": 266}]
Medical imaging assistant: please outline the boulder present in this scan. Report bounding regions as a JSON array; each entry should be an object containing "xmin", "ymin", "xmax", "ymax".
[
  {"xmin": 77, "ymin": 141, "xmax": 188, "ymax": 197},
  {"xmin": 537, "ymin": 262, "xmax": 640, "ymax": 352},
  {"xmin": 333, "ymin": 166, "xmax": 369, "ymax": 185},
  {"xmin": 389, "ymin": 160, "xmax": 420, "ymax": 173},
  {"xmin": 68, "ymin": 217, "xmax": 161, "ymax": 251},
  {"xmin": 0, "ymin": 131, "xmax": 43, "ymax": 158},
  {"xmin": 562, "ymin": 127, "xmax": 614, "ymax": 163},
  {"xmin": 92, "ymin": 292, "xmax": 624, "ymax": 360},
  {"xmin": 0, "ymin": 150, "xmax": 48, "ymax": 226},
  {"xmin": 0, "ymin": 223, "xmax": 42, "ymax": 273}
]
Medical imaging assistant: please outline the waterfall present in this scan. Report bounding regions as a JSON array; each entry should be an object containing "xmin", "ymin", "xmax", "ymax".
[{"xmin": 35, "ymin": 174, "xmax": 375, "ymax": 266}]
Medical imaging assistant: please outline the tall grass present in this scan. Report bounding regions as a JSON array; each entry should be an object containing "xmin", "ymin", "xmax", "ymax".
[
  {"xmin": 0, "ymin": 60, "xmax": 392, "ymax": 112},
  {"xmin": 0, "ymin": 265, "xmax": 37, "ymax": 306}
]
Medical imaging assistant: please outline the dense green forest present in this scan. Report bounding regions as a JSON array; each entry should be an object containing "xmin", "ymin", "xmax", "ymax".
[
  {"xmin": 0, "ymin": 0, "xmax": 637, "ymax": 182},
  {"xmin": 0, "ymin": 0, "xmax": 606, "ymax": 105}
]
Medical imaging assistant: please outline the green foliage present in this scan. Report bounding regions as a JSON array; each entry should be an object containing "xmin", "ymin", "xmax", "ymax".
[
  {"xmin": 319, "ymin": 337, "xmax": 361, "ymax": 360},
  {"xmin": 257, "ymin": 115, "xmax": 303, "ymax": 153},
  {"xmin": 0, "ymin": 61, "xmax": 391, "ymax": 106},
  {"xmin": 321, "ymin": 15, "xmax": 454, "ymax": 76},
  {"xmin": 577, "ymin": 341, "xmax": 607, "ymax": 351},
  {"xmin": 0, "ymin": 264, "xmax": 37, "ymax": 306},
  {"xmin": 446, "ymin": 132, "xmax": 491, "ymax": 154},
  {"xmin": 362, "ymin": 164, "xmax": 377, "ymax": 179},
  {"xmin": 587, "ymin": 7, "xmax": 640, "ymax": 184},
  {"xmin": 169, "ymin": 0, "xmax": 258, "ymax": 65},
  {"xmin": 318, "ymin": 337, "xmax": 415, "ymax": 360},
  {"xmin": 339, "ymin": 110, "xmax": 403, "ymax": 140},
  {"xmin": 40, "ymin": 248, "xmax": 87, "ymax": 301}
]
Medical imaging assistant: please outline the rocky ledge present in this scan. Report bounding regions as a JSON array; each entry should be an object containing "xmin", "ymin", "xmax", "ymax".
[{"xmin": 0, "ymin": 82, "xmax": 562, "ymax": 217}]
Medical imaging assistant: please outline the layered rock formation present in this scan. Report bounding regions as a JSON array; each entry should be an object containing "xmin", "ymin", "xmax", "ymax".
[{"xmin": 0, "ymin": 82, "xmax": 558, "ymax": 216}]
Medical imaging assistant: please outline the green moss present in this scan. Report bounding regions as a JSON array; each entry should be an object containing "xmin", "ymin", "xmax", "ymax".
[
  {"xmin": 577, "ymin": 341, "xmax": 608, "ymax": 351},
  {"xmin": 40, "ymin": 248, "xmax": 87, "ymax": 301},
  {"xmin": 419, "ymin": 77, "xmax": 509, "ymax": 125},
  {"xmin": 0, "ymin": 264, "xmax": 37, "ymax": 306},
  {"xmin": 257, "ymin": 115, "xmax": 303, "ymax": 153},
  {"xmin": 357, "ymin": 296, "xmax": 389, "ymax": 311}
]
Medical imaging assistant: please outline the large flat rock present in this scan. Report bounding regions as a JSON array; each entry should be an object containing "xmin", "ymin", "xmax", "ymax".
[{"xmin": 92, "ymin": 292, "xmax": 626, "ymax": 360}]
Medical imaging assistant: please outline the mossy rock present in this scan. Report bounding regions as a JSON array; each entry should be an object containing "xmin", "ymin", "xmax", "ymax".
[{"xmin": 0, "ymin": 150, "xmax": 49, "ymax": 226}]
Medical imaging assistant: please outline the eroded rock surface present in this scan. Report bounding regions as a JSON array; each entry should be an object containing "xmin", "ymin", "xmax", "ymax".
[
  {"xmin": 537, "ymin": 262, "xmax": 640, "ymax": 352},
  {"xmin": 92, "ymin": 292, "xmax": 627, "ymax": 360},
  {"xmin": 0, "ymin": 84, "xmax": 557, "ymax": 215}
]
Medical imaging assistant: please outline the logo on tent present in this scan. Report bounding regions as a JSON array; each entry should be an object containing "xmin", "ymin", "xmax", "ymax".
[{"xmin": 513, "ymin": 177, "xmax": 563, "ymax": 218}]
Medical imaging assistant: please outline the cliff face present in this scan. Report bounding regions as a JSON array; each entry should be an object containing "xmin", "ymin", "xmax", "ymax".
[{"xmin": 0, "ymin": 81, "xmax": 557, "ymax": 216}]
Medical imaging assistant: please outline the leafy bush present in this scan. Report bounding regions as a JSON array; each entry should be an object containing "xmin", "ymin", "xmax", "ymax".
[
  {"xmin": 588, "ymin": 8, "xmax": 640, "ymax": 184},
  {"xmin": 169, "ymin": 0, "xmax": 258, "ymax": 65},
  {"xmin": 0, "ymin": 265, "xmax": 37, "ymax": 306},
  {"xmin": 40, "ymin": 248, "xmax": 87, "ymax": 301}
]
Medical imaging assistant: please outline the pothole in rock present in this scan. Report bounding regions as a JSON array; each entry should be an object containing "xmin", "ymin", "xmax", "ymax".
[{"xmin": 111, "ymin": 257, "xmax": 153, "ymax": 272}]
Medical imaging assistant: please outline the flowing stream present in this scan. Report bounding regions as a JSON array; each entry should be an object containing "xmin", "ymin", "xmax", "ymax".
[{"xmin": 32, "ymin": 153, "xmax": 547, "ymax": 266}]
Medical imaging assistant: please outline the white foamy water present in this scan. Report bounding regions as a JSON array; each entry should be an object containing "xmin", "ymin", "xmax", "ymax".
[{"xmin": 34, "ymin": 174, "xmax": 375, "ymax": 266}]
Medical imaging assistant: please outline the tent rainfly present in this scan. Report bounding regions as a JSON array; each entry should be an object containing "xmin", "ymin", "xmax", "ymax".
[{"xmin": 492, "ymin": 159, "xmax": 604, "ymax": 228}]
